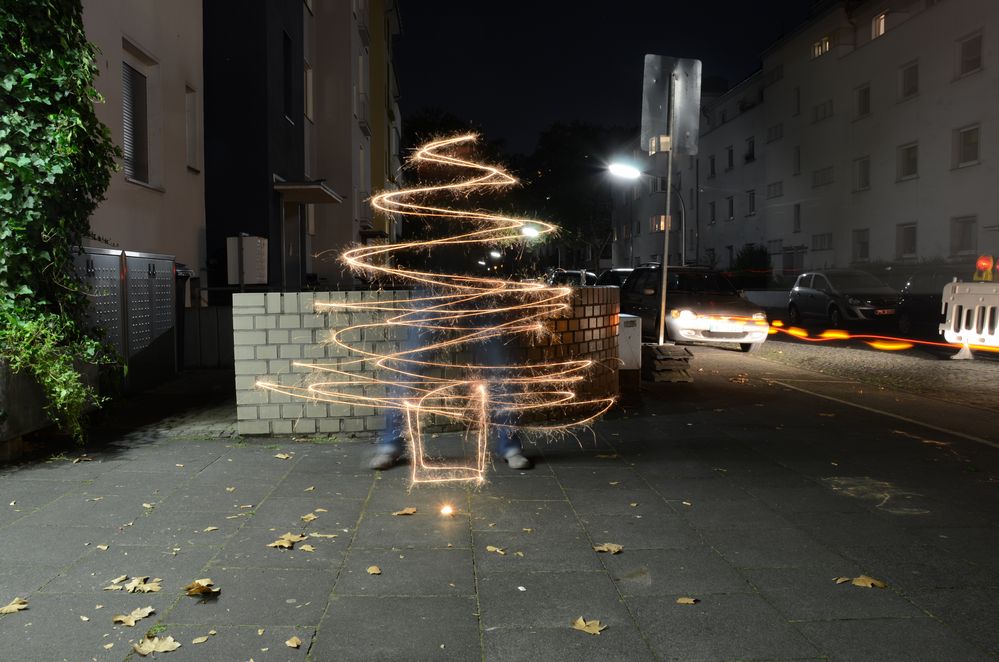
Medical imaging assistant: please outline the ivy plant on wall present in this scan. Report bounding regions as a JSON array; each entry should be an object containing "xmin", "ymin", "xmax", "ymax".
[{"xmin": 0, "ymin": 0, "xmax": 120, "ymax": 440}]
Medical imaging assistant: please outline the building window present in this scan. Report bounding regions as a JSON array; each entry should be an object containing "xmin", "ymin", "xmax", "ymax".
[
  {"xmin": 793, "ymin": 145, "xmax": 801, "ymax": 175},
  {"xmin": 899, "ymin": 61, "xmax": 919, "ymax": 100},
  {"xmin": 853, "ymin": 229, "xmax": 870, "ymax": 261},
  {"xmin": 812, "ymin": 233, "xmax": 833, "ymax": 251},
  {"xmin": 792, "ymin": 86, "xmax": 800, "ymax": 116},
  {"xmin": 958, "ymin": 32, "xmax": 983, "ymax": 77},
  {"xmin": 897, "ymin": 142, "xmax": 919, "ymax": 180},
  {"xmin": 121, "ymin": 61, "xmax": 151, "ymax": 183},
  {"xmin": 813, "ymin": 99, "xmax": 833, "ymax": 123},
  {"xmin": 746, "ymin": 189, "xmax": 756, "ymax": 215},
  {"xmin": 709, "ymin": 201, "xmax": 717, "ymax": 224},
  {"xmin": 955, "ymin": 125, "xmax": 980, "ymax": 167},
  {"xmin": 766, "ymin": 181, "xmax": 783, "ymax": 199},
  {"xmin": 855, "ymin": 84, "xmax": 871, "ymax": 118},
  {"xmin": 951, "ymin": 215, "xmax": 977, "ymax": 256},
  {"xmin": 621, "ymin": 221, "xmax": 630, "ymax": 240},
  {"xmin": 764, "ymin": 64, "xmax": 784, "ymax": 86},
  {"xmin": 813, "ymin": 166, "xmax": 834, "ymax": 187},
  {"xmin": 872, "ymin": 12, "xmax": 887, "ymax": 39},
  {"xmin": 793, "ymin": 203, "xmax": 801, "ymax": 233},
  {"xmin": 811, "ymin": 35, "xmax": 831, "ymax": 58},
  {"xmin": 708, "ymin": 155, "xmax": 716, "ymax": 178},
  {"xmin": 184, "ymin": 85, "xmax": 198, "ymax": 171},
  {"xmin": 726, "ymin": 146, "xmax": 734, "ymax": 170},
  {"xmin": 282, "ymin": 32, "xmax": 294, "ymax": 119},
  {"xmin": 766, "ymin": 123, "xmax": 783, "ymax": 143},
  {"xmin": 304, "ymin": 61, "xmax": 315, "ymax": 121},
  {"xmin": 896, "ymin": 223, "xmax": 917, "ymax": 258},
  {"xmin": 726, "ymin": 196, "xmax": 735, "ymax": 220},
  {"xmin": 650, "ymin": 215, "xmax": 666, "ymax": 232},
  {"xmin": 854, "ymin": 156, "xmax": 870, "ymax": 191},
  {"xmin": 745, "ymin": 137, "xmax": 755, "ymax": 163}
]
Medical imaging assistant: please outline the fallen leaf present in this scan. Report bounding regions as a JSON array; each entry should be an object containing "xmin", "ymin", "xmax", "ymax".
[
  {"xmin": 209, "ymin": 629, "xmax": 217, "ymax": 636},
  {"xmin": 593, "ymin": 543, "xmax": 624, "ymax": 554},
  {"xmin": 96, "ymin": 544, "xmax": 109, "ymax": 551},
  {"xmin": 300, "ymin": 544, "xmax": 316, "ymax": 552},
  {"xmin": 225, "ymin": 486, "xmax": 236, "ymax": 492},
  {"xmin": 629, "ymin": 503, "xmax": 638, "ymax": 508},
  {"xmin": 522, "ymin": 528, "xmax": 533, "ymax": 533},
  {"xmin": 274, "ymin": 453, "xmax": 292, "ymax": 460},
  {"xmin": 175, "ymin": 464, "xmax": 185, "ymax": 468},
  {"xmin": 514, "ymin": 551, "xmax": 525, "ymax": 557},
  {"xmin": 133, "ymin": 635, "xmax": 181, "ymax": 656},
  {"xmin": 304, "ymin": 486, "xmax": 315, "ymax": 492},
  {"xmin": 729, "ymin": 373, "xmax": 750, "ymax": 384},
  {"xmin": 192, "ymin": 636, "xmax": 209, "ymax": 644},
  {"xmin": 112, "ymin": 606, "xmax": 154, "ymax": 627},
  {"xmin": 676, "ymin": 597, "xmax": 700, "ymax": 605},
  {"xmin": 486, "ymin": 546, "xmax": 506, "ymax": 556},
  {"xmin": 124, "ymin": 577, "xmax": 161, "ymax": 593},
  {"xmin": 367, "ymin": 565, "xmax": 382, "ymax": 575},
  {"xmin": 314, "ymin": 508, "xmax": 328, "ymax": 513},
  {"xmin": 833, "ymin": 576, "xmax": 851, "ymax": 584},
  {"xmin": 238, "ymin": 504, "xmax": 254, "ymax": 509},
  {"xmin": 267, "ymin": 532, "xmax": 307, "ymax": 549},
  {"xmin": 309, "ymin": 532, "xmax": 337, "ymax": 539},
  {"xmin": 681, "ymin": 501, "xmax": 692, "ymax": 507},
  {"xmin": 79, "ymin": 615, "xmax": 89, "ymax": 621},
  {"xmin": 609, "ymin": 481, "xmax": 620, "ymax": 486},
  {"xmin": 103, "ymin": 643, "xmax": 113, "ymax": 650},
  {"xmin": 202, "ymin": 526, "xmax": 219, "ymax": 533},
  {"xmin": 184, "ymin": 578, "xmax": 221, "ymax": 597},
  {"xmin": 301, "ymin": 513, "xmax": 318, "ymax": 523},
  {"xmin": 286, "ymin": 636, "xmax": 302, "ymax": 648},
  {"xmin": 850, "ymin": 574, "xmax": 887, "ymax": 589},
  {"xmin": 0, "ymin": 598, "xmax": 28, "ymax": 614},
  {"xmin": 571, "ymin": 616, "xmax": 607, "ymax": 635},
  {"xmin": 258, "ymin": 628, "xmax": 265, "ymax": 635},
  {"xmin": 392, "ymin": 507, "xmax": 417, "ymax": 516},
  {"xmin": 142, "ymin": 503, "xmax": 154, "ymax": 509}
]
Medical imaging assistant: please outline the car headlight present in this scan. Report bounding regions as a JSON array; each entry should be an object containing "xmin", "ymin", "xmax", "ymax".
[
  {"xmin": 847, "ymin": 296, "xmax": 864, "ymax": 306},
  {"xmin": 752, "ymin": 312, "xmax": 767, "ymax": 321},
  {"xmin": 670, "ymin": 309, "xmax": 696, "ymax": 321}
]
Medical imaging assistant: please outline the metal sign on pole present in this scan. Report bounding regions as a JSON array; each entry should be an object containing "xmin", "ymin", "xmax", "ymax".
[{"xmin": 640, "ymin": 55, "xmax": 701, "ymax": 346}]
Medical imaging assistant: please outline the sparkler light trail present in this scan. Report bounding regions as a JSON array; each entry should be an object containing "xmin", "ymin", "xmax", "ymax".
[
  {"xmin": 257, "ymin": 134, "xmax": 616, "ymax": 484},
  {"xmin": 768, "ymin": 321, "xmax": 999, "ymax": 353}
]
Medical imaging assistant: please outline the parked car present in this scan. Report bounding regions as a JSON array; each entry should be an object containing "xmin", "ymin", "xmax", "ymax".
[
  {"xmin": 787, "ymin": 269, "xmax": 898, "ymax": 327},
  {"xmin": 897, "ymin": 264, "xmax": 973, "ymax": 336},
  {"xmin": 595, "ymin": 268, "xmax": 634, "ymax": 287},
  {"xmin": 547, "ymin": 269, "xmax": 597, "ymax": 286},
  {"xmin": 620, "ymin": 264, "xmax": 769, "ymax": 352}
]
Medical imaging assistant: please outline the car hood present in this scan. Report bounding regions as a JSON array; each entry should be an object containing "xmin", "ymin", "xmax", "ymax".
[
  {"xmin": 667, "ymin": 293, "xmax": 764, "ymax": 317},
  {"xmin": 839, "ymin": 288, "xmax": 897, "ymax": 298}
]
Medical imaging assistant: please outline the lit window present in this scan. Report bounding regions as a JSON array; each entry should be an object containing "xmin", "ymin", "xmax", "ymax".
[
  {"xmin": 951, "ymin": 216, "xmax": 977, "ymax": 256},
  {"xmin": 955, "ymin": 125, "xmax": 980, "ymax": 166},
  {"xmin": 811, "ymin": 36, "xmax": 831, "ymax": 58},
  {"xmin": 897, "ymin": 142, "xmax": 918, "ymax": 180},
  {"xmin": 649, "ymin": 215, "xmax": 666, "ymax": 232},
  {"xmin": 899, "ymin": 61, "xmax": 919, "ymax": 100},
  {"xmin": 872, "ymin": 12, "xmax": 887, "ymax": 39},
  {"xmin": 959, "ymin": 33, "xmax": 983, "ymax": 76}
]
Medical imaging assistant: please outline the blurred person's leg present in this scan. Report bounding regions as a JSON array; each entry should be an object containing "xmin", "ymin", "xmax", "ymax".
[{"xmin": 482, "ymin": 338, "xmax": 533, "ymax": 470}]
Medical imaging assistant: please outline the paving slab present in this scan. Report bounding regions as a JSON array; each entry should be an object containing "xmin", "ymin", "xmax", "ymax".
[
  {"xmin": 477, "ymin": 571, "xmax": 631, "ymax": 629},
  {"xmin": 601, "ymin": 547, "xmax": 753, "ymax": 597},
  {"xmin": 335, "ymin": 547, "xmax": 474, "ymax": 596},
  {"xmin": 483, "ymin": 622, "xmax": 655, "ymax": 662},
  {"xmin": 797, "ymin": 616, "xmax": 995, "ymax": 662}
]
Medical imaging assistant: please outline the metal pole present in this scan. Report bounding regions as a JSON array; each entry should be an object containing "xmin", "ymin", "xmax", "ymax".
[
  {"xmin": 656, "ymin": 73, "xmax": 676, "ymax": 346},
  {"xmin": 674, "ymin": 185, "xmax": 686, "ymax": 266}
]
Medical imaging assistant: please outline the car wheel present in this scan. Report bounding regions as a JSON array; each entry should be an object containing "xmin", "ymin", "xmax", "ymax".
[
  {"xmin": 787, "ymin": 304, "xmax": 801, "ymax": 326},
  {"xmin": 898, "ymin": 312, "xmax": 912, "ymax": 336},
  {"xmin": 829, "ymin": 306, "xmax": 843, "ymax": 328},
  {"xmin": 740, "ymin": 342, "xmax": 761, "ymax": 353}
]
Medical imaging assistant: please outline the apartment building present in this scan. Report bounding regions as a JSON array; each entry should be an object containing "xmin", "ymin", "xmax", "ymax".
[
  {"xmin": 81, "ymin": 0, "xmax": 205, "ymax": 275},
  {"xmin": 616, "ymin": 0, "xmax": 998, "ymax": 280}
]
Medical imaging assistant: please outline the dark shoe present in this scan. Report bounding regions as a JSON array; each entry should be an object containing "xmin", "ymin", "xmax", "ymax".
[{"xmin": 504, "ymin": 453, "xmax": 533, "ymax": 470}]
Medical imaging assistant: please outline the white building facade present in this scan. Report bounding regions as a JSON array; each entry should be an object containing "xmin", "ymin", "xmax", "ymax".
[{"xmin": 615, "ymin": 0, "xmax": 998, "ymax": 282}]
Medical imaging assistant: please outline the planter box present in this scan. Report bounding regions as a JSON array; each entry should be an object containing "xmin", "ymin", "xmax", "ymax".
[{"xmin": 0, "ymin": 362, "xmax": 52, "ymax": 445}]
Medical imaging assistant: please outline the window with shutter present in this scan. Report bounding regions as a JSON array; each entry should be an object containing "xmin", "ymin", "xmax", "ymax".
[{"xmin": 122, "ymin": 62, "xmax": 148, "ymax": 182}]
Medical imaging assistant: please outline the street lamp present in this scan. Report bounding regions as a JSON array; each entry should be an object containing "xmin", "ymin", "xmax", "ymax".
[{"xmin": 489, "ymin": 250, "xmax": 502, "ymax": 259}]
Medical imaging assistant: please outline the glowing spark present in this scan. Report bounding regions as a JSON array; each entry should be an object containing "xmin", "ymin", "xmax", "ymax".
[
  {"xmin": 440, "ymin": 505, "xmax": 454, "ymax": 516},
  {"xmin": 771, "ymin": 325, "xmax": 999, "ymax": 353},
  {"xmin": 257, "ymin": 134, "xmax": 615, "ymax": 485},
  {"xmin": 866, "ymin": 340, "xmax": 913, "ymax": 351}
]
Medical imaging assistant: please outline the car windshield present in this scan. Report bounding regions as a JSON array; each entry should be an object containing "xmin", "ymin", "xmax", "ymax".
[
  {"xmin": 669, "ymin": 271, "xmax": 738, "ymax": 294},
  {"xmin": 828, "ymin": 272, "xmax": 889, "ymax": 290}
]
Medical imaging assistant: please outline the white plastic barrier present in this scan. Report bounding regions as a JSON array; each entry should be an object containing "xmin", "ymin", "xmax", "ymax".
[{"xmin": 939, "ymin": 281, "xmax": 999, "ymax": 357}]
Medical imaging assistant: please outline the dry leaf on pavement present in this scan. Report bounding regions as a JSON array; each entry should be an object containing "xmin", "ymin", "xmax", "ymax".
[
  {"xmin": 192, "ymin": 636, "xmax": 209, "ymax": 644},
  {"xmin": 367, "ymin": 565, "xmax": 382, "ymax": 575},
  {"xmin": 0, "ymin": 598, "xmax": 28, "ymax": 614},
  {"xmin": 225, "ymin": 486, "xmax": 236, "ymax": 492},
  {"xmin": 592, "ymin": 543, "xmax": 623, "ymax": 554},
  {"xmin": 286, "ymin": 636, "xmax": 302, "ymax": 648},
  {"xmin": 274, "ymin": 453, "xmax": 292, "ymax": 460},
  {"xmin": 103, "ymin": 575, "xmax": 129, "ymax": 591},
  {"xmin": 96, "ymin": 544, "xmax": 109, "ymax": 551},
  {"xmin": 676, "ymin": 597, "xmax": 700, "ymax": 605},
  {"xmin": 267, "ymin": 532, "xmax": 307, "ymax": 549},
  {"xmin": 833, "ymin": 576, "xmax": 851, "ymax": 584},
  {"xmin": 301, "ymin": 512, "xmax": 318, "ymax": 523},
  {"xmin": 124, "ymin": 577, "xmax": 161, "ymax": 593},
  {"xmin": 304, "ymin": 486, "xmax": 315, "ymax": 492},
  {"xmin": 300, "ymin": 544, "xmax": 316, "ymax": 552},
  {"xmin": 133, "ymin": 635, "xmax": 181, "ymax": 656},
  {"xmin": 112, "ymin": 606, "xmax": 155, "ymax": 627},
  {"xmin": 571, "ymin": 616, "xmax": 607, "ymax": 635},
  {"xmin": 850, "ymin": 574, "xmax": 887, "ymax": 589},
  {"xmin": 203, "ymin": 526, "xmax": 219, "ymax": 533},
  {"xmin": 486, "ymin": 546, "xmax": 506, "ymax": 556},
  {"xmin": 309, "ymin": 532, "xmax": 337, "ymax": 539},
  {"xmin": 392, "ymin": 507, "xmax": 417, "ymax": 516},
  {"xmin": 184, "ymin": 578, "xmax": 221, "ymax": 597}
]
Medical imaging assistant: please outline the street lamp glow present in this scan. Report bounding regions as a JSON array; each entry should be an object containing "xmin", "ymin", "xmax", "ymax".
[
  {"xmin": 476, "ymin": 260, "xmax": 486, "ymax": 266},
  {"xmin": 608, "ymin": 163, "xmax": 642, "ymax": 180},
  {"xmin": 489, "ymin": 250, "xmax": 502, "ymax": 259},
  {"xmin": 520, "ymin": 225, "xmax": 539, "ymax": 238}
]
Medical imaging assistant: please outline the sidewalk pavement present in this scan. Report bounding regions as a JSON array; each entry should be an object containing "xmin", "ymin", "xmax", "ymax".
[{"xmin": 1, "ymin": 348, "xmax": 997, "ymax": 661}]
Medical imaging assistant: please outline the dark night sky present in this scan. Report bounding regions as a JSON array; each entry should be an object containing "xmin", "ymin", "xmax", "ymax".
[{"xmin": 395, "ymin": 1, "xmax": 818, "ymax": 154}]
